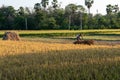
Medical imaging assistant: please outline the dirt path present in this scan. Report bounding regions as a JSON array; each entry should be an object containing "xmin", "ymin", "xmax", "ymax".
[
  {"xmin": 21, "ymin": 37, "xmax": 120, "ymax": 45},
  {"xmin": 95, "ymin": 40, "xmax": 120, "ymax": 45}
]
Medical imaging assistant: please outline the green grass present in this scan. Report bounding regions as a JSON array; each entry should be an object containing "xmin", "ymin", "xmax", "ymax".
[{"xmin": 0, "ymin": 29, "xmax": 120, "ymax": 38}]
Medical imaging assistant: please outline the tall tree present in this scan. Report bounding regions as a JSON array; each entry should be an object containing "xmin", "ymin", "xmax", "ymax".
[
  {"xmin": 41, "ymin": 0, "xmax": 49, "ymax": 10},
  {"xmin": 77, "ymin": 5, "xmax": 86, "ymax": 29},
  {"xmin": 52, "ymin": 0, "xmax": 58, "ymax": 9},
  {"xmin": 25, "ymin": 7, "xmax": 31, "ymax": 15},
  {"xmin": 18, "ymin": 7, "xmax": 25, "ymax": 16},
  {"xmin": 106, "ymin": 4, "xmax": 113, "ymax": 15},
  {"xmin": 18, "ymin": 7, "xmax": 29, "ymax": 30},
  {"xmin": 85, "ymin": 0, "xmax": 94, "ymax": 29},
  {"xmin": 65, "ymin": 4, "xmax": 77, "ymax": 29},
  {"xmin": 85, "ymin": 0, "xmax": 94, "ymax": 15},
  {"xmin": 0, "ymin": 6, "xmax": 15, "ymax": 29},
  {"xmin": 34, "ymin": 3, "xmax": 41, "ymax": 12},
  {"xmin": 106, "ymin": 4, "xmax": 119, "ymax": 15},
  {"xmin": 113, "ymin": 5, "xmax": 119, "ymax": 13}
]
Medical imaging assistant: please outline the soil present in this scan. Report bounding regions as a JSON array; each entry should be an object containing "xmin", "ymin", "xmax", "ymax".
[
  {"xmin": 95, "ymin": 40, "xmax": 120, "ymax": 46},
  {"xmin": 21, "ymin": 38, "xmax": 120, "ymax": 46}
]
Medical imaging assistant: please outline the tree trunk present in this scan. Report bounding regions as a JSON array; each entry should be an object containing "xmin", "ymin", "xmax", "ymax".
[
  {"xmin": 88, "ymin": 8, "xmax": 90, "ymax": 29},
  {"xmin": 25, "ymin": 18, "xmax": 28, "ymax": 30},
  {"xmin": 68, "ymin": 15, "xmax": 71, "ymax": 30},
  {"xmin": 80, "ymin": 12, "xmax": 82, "ymax": 30}
]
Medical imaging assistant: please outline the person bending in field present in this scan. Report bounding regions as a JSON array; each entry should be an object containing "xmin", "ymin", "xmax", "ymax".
[{"xmin": 76, "ymin": 33, "xmax": 83, "ymax": 41}]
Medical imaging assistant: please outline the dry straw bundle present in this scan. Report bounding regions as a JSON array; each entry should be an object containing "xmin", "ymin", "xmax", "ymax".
[{"xmin": 2, "ymin": 32, "xmax": 20, "ymax": 41}]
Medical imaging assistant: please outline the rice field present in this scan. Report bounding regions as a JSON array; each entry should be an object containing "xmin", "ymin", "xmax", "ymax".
[
  {"xmin": 0, "ymin": 29, "xmax": 120, "ymax": 39},
  {"xmin": 0, "ymin": 29, "xmax": 120, "ymax": 80}
]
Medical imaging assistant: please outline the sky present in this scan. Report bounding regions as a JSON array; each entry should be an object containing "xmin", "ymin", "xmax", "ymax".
[{"xmin": 0, "ymin": 0, "xmax": 120, "ymax": 15}]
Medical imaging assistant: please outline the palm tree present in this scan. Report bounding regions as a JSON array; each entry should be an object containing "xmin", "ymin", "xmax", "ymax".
[
  {"xmin": 85, "ymin": 0, "xmax": 94, "ymax": 15},
  {"xmin": 18, "ymin": 7, "xmax": 28, "ymax": 30},
  {"xmin": 41, "ymin": 0, "xmax": 49, "ymax": 10},
  {"xmin": 77, "ymin": 5, "xmax": 86, "ymax": 30},
  {"xmin": 34, "ymin": 3, "xmax": 41, "ymax": 12},
  {"xmin": 52, "ymin": 0, "xmax": 58, "ymax": 9},
  {"xmin": 85, "ymin": 0, "xmax": 94, "ymax": 29},
  {"xmin": 114, "ymin": 5, "xmax": 119, "ymax": 13},
  {"xmin": 106, "ymin": 4, "xmax": 119, "ymax": 15},
  {"xmin": 106, "ymin": 4, "xmax": 113, "ymax": 15},
  {"xmin": 65, "ymin": 4, "xmax": 77, "ymax": 30}
]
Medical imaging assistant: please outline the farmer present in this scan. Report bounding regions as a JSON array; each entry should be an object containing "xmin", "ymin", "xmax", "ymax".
[{"xmin": 76, "ymin": 33, "xmax": 83, "ymax": 41}]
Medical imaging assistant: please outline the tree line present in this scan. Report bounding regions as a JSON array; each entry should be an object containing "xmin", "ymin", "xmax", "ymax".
[{"xmin": 0, "ymin": 0, "xmax": 120, "ymax": 30}]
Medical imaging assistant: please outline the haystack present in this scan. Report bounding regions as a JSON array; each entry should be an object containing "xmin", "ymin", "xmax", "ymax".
[
  {"xmin": 73, "ymin": 40, "xmax": 94, "ymax": 45},
  {"xmin": 2, "ymin": 32, "xmax": 20, "ymax": 41}
]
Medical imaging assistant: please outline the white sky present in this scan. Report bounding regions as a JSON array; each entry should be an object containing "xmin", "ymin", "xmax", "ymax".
[{"xmin": 0, "ymin": 0, "xmax": 120, "ymax": 15}]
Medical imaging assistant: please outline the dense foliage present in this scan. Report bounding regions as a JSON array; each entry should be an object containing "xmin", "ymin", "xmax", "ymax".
[{"xmin": 0, "ymin": 0, "xmax": 120, "ymax": 30}]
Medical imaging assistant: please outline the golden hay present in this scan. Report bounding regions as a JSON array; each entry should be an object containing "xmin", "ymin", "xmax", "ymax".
[
  {"xmin": 0, "ymin": 40, "xmax": 119, "ymax": 57},
  {"xmin": 2, "ymin": 32, "xmax": 20, "ymax": 41}
]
